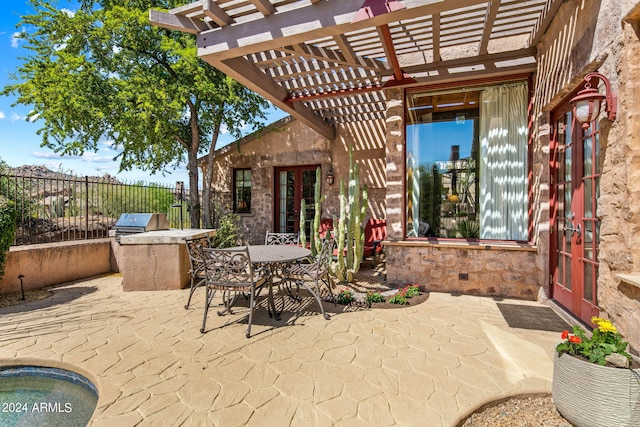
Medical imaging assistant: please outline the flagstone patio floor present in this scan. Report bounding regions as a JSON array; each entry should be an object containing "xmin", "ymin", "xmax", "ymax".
[{"xmin": 0, "ymin": 273, "xmax": 561, "ymax": 426}]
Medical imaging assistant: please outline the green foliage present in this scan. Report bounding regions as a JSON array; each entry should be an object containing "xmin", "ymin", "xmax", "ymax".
[
  {"xmin": 299, "ymin": 198, "xmax": 307, "ymax": 249},
  {"xmin": 310, "ymin": 167, "xmax": 324, "ymax": 257},
  {"xmin": 210, "ymin": 210, "xmax": 240, "ymax": 248},
  {"xmin": 0, "ymin": 197, "xmax": 17, "ymax": 279},
  {"xmin": 401, "ymin": 284, "xmax": 420, "ymax": 298},
  {"xmin": 457, "ymin": 219, "xmax": 479, "ymax": 238},
  {"xmin": 387, "ymin": 294, "xmax": 408, "ymax": 305},
  {"xmin": 336, "ymin": 288, "xmax": 354, "ymax": 305},
  {"xmin": 334, "ymin": 146, "xmax": 368, "ymax": 283},
  {"xmin": 365, "ymin": 292, "xmax": 385, "ymax": 304},
  {"xmin": 388, "ymin": 284, "xmax": 420, "ymax": 305},
  {"xmin": 556, "ymin": 317, "xmax": 631, "ymax": 366},
  {"xmin": 2, "ymin": 0, "xmax": 269, "ymax": 227},
  {"xmin": 94, "ymin": 183, "xmax": 174, "ymax": 218}
]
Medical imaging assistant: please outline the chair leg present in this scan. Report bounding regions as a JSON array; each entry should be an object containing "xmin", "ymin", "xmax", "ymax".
[
  {"xmin": 246, "ymin": 287, "xmax": 255, "ymax": 338},
  {"xmin": 200, "ymin": 286, "xmax": 215, "ymax": 333},
  {"xmin": 185, "ymin": 276, "xmax": 204, "ymax": 309},
  {"xmin": 297, "ymin": 279, "xmax": 330, "ymax": 320}
]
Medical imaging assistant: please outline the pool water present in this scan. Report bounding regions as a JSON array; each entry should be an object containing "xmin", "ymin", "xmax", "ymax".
[{"xmin": 0, "ymin": 366, "xmax": 98, "ymax": 427}]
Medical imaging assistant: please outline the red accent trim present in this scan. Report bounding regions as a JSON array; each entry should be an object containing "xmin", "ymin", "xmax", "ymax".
[{"xmin": 351, "ymin": 0, "xmax": 406, "ymax": 23}]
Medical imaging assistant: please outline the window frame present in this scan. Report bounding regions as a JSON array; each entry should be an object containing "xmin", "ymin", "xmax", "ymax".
[
  {"xmin": 233, "ymin": 168, "xmax": 252, "ymax": 214},
  {"xmin": 403, "ymin": 77, "xmax": 533, "ymax": 243}
]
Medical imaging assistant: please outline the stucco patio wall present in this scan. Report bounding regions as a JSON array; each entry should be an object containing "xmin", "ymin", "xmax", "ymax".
[
  {"xmin": 0, "ymin": 239, "xmax": 112, "ymax": 294},
  {"xmin": 385, "ymin": 242, "xmax": 539, "ymax": 299}
]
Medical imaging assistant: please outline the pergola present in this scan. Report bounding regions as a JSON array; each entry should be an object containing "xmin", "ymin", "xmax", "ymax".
[{"xmin": 150, "ymin": 0, "xmax": 560, "ymax": 140}]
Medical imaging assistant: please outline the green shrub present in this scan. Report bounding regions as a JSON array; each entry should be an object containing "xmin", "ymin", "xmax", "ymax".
[
  {"xmin": 366, "ymin": 292, "xmax": 385, "ymax": 304},
  {"xmin": 210, "ymin": 210, "xmax": 240, "ymax": 248},
  {"xmin": 388, "ymin": 294, "xmax": 408, "ymax": 305},
  {"xmin": 0, "ymin": 196, "xmax": 16, "ymax": 279}
]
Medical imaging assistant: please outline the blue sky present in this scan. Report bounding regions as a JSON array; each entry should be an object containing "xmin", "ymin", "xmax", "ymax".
[{"xmin": 0, "ymin": 1, "xmax": 285, "ymax": 186}]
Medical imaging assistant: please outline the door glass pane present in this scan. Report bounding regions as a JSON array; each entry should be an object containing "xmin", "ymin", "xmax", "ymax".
[
  {"xmin": 565, "ymin": 145, "xmax": 572, "ymax": 182},
  {"xmin": 584, "ymin": 263, "xmax": 593, "ymax": 302},
  {"xmin": 596, "ymin": 220, "xmax": 600, "ymax": 259},
  {"xmin": 302, "ymin": 169, "xmax": 317, "ymax": 236},
  {"xmin": 557, "ymin": 254, "xmax": 564, "ymax": 286},
  {"xmin": 558, "ymin": 149, "xmax": 565, "ymax": 182},
  {"xmin": 584, "ymin": 136, "xmax": 592, "ymax": 176},
  {"xmin": 565, "ymin": 111, "xmax": 572, "ymax": 144},
  {"xmin": 565, "ymin": 256, "xmax": 572, "ymax": 290},
  {"xmin": 278, "ymin": 171, "xmax": 295, "ymax": 232},
  {"xmin": 584, "ymin": 220, "xmax": 593, "ymax": 261},
  {"xmin": 584, "ymin": 179, "xmax": 593, "ymax": 218}
]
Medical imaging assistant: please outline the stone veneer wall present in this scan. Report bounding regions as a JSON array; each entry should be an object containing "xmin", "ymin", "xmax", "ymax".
[
  {"xmin": 533, "ymin": 0, "xmax": 640, "ymax": 350},
  {"xmin": 385, "ymin": 243, "xmax": 539, "ymax": 298}
]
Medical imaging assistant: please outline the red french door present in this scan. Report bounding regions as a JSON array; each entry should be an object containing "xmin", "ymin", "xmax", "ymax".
[
  {"xmin": 274, "ymin": 166, "xmax": 318, "ymax": 234},
  {"xmin": 550, "ymin": 105, "xmax": 600, "ymax": 324}
]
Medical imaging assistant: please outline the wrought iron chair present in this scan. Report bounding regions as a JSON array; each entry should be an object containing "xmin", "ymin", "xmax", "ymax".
[
  {"xmin": 200, "ymin": 247, "xmax": 268, "ymax": 338},
  {"xmin": 265, "ymin": 231, "xmax": 300, "ymax": 245},
  {"xmin": 280, "ymin": 238, "xmax": 334, "ymax": 320},
  {"xmin": 183, "ymin": 235, "xmax": 212, "ymax": 309}
]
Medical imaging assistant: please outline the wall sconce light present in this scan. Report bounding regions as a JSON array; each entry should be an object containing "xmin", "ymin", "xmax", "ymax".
[
  {"xmin": 326, "ymin": 169, "xmax": 334, "ymax": 186},
  {"xmin": 570, "ymin": 72, "xmax": 617, "ymax": 129}
]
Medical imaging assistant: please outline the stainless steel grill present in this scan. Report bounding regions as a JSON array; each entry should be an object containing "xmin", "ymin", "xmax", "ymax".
[{"xmin": 112, "ymin": 213, "xmax": 169, "ymax": 242}]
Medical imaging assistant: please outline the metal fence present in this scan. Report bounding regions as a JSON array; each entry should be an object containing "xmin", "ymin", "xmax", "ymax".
[{"xmin": 0, "ymin": 170, "xmax": 189, "ymax": 246}]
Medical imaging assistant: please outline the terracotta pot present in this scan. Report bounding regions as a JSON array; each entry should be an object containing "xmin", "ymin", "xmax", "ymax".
[{"xmin": 552, "ymin": 351, "xmax": 640, "ymax": 427}]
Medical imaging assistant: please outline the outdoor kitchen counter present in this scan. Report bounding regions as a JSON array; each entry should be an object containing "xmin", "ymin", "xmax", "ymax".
[{"xmin": 112, "ymin": 228, "xmax": 216, "ymax": 292}]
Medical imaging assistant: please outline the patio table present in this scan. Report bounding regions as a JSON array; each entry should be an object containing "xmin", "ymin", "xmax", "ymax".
[{"xmin": 230, "ymin": 245, "xmax": 311, "ymax": 320}]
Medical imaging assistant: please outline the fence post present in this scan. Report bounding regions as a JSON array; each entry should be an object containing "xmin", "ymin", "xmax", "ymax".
[{"xmin": 85, "ymin": 176, "xmax": 89, "ymax": 239}]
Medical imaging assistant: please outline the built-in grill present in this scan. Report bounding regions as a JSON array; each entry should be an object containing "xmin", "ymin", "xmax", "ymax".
[{"xmin": 112, "ymin": 213, "xmax": 169, "ymax": 243}]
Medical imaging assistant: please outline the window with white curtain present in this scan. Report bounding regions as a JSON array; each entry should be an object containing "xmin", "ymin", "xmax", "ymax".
[{"xmin": 405, "ymin": 81, "xmax": 529, "ymax": 241}]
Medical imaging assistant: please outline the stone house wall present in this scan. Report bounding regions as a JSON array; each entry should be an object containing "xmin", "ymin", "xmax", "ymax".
[
  {"xmin": 203, "ymin": 116, "xmax": 387, "ymax": 245},
  {"xmin": 533, "ymin": 0, "xmax": 640, "ymax": 349}
]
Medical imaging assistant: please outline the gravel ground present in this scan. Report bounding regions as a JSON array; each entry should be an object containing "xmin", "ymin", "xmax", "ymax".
[
  {"xmin": 459, "ymin": 394, "xmax": 572, "ymax": 426},
  {"xmin": 0, "ymin": 289, "xmax": 52, "ymax": 308}
]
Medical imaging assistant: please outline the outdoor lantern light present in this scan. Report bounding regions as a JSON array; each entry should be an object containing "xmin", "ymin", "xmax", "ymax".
[
  {"xmin": 570, "ymin": 72, "xmax": 617, "ymax": 129},
  {"xmin": 326, "ymin": 169, "xmax": 334, "ymax": 186}
]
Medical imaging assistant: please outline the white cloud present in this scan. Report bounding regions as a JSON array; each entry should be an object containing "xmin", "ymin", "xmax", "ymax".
[
  {"xmin": 0, "ymin": 111, "xmax": 5, "ymax": 119},
  {"xmin": 81, "ymin": 152, "xmax": 114, "ymax": 163},
  {"xmin": 31, "ymin": 151, "xmax": 67, "ymax": 160},
  {"xmin": 11, "ymin": 29, "xmax": 23, "ymax": 49},
  {"xmin": 31, "ymin": 150, "xmax": 114, "ymax": 164},
  {"xmin": 11, "ymin": 112, "xmax": 25, "ymax": 122},
  {"xmin": 100, "ymin": 140, "xmax": 117, "ymax": 151},
  {"xmin": 61, "ymin": 8, "xmax": 75, "ymax": 17}
]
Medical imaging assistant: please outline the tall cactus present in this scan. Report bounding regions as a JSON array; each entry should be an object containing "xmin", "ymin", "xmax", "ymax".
[
  {"xmin": 334, "ymin": 145, "xmax": 368, "ymax": 282},
  {"xmin": 300, "ymin": 167, "xmax": 324, "ymax": 256},
  {"xmin": 299, "ymin": 198, "xmax": 307, "ymax": 248}
]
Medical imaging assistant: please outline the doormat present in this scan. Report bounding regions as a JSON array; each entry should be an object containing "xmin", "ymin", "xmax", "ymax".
[{"xmin": 497, "ymin": 303, "xmax": 570, "ymax": 332}]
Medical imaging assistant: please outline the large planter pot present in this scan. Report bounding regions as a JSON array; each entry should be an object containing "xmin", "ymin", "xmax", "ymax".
[{"xmin": 552, "ymin": 351, "xmax": 640, "ymax": 427}]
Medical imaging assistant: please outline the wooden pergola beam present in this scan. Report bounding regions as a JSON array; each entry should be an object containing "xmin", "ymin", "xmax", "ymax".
[
  {"xmin": 196, "ymin": 0, "xmax": 493, "ymax": 59},
  {"xmin": 207, "ymin": 56, "xmax": 336, "ymax": 140},
  {"xmin": 149, "ymin": 9, "xmax": 208, "ymax": 34}
]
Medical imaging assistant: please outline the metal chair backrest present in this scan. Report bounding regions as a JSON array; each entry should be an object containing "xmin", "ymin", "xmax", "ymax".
[
  {"xmin": 184, "ymin": 236, "xmax": 211, "ymax": 272},
  {"xmin": 316, "ymin": 238, "xmax": 334, "ymax": 275},
  {"xmin": 265, "ymin": 231, "xmax": 299, "ymax": 245},
  {"xmin": 202, "ymin": 247, "xmax": 256, "ymax": 290}
]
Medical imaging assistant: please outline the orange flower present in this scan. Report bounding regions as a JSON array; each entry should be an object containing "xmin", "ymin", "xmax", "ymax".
[
  {"xmin": 569, "ymin": 335, "xmax": 582, "ymax": 344},
  {"xmin": 561, "ymin": 330, "xmax": 569, "ymax": 340}
]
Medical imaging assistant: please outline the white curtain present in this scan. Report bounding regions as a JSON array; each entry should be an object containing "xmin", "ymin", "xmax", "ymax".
[
  {"xmin": 479, "ymin": 82, "xmax": 528, "ymax": 240},
  {"xmin": 406, "ymin": 125, "xmax": 421, "ymax": 237}
]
